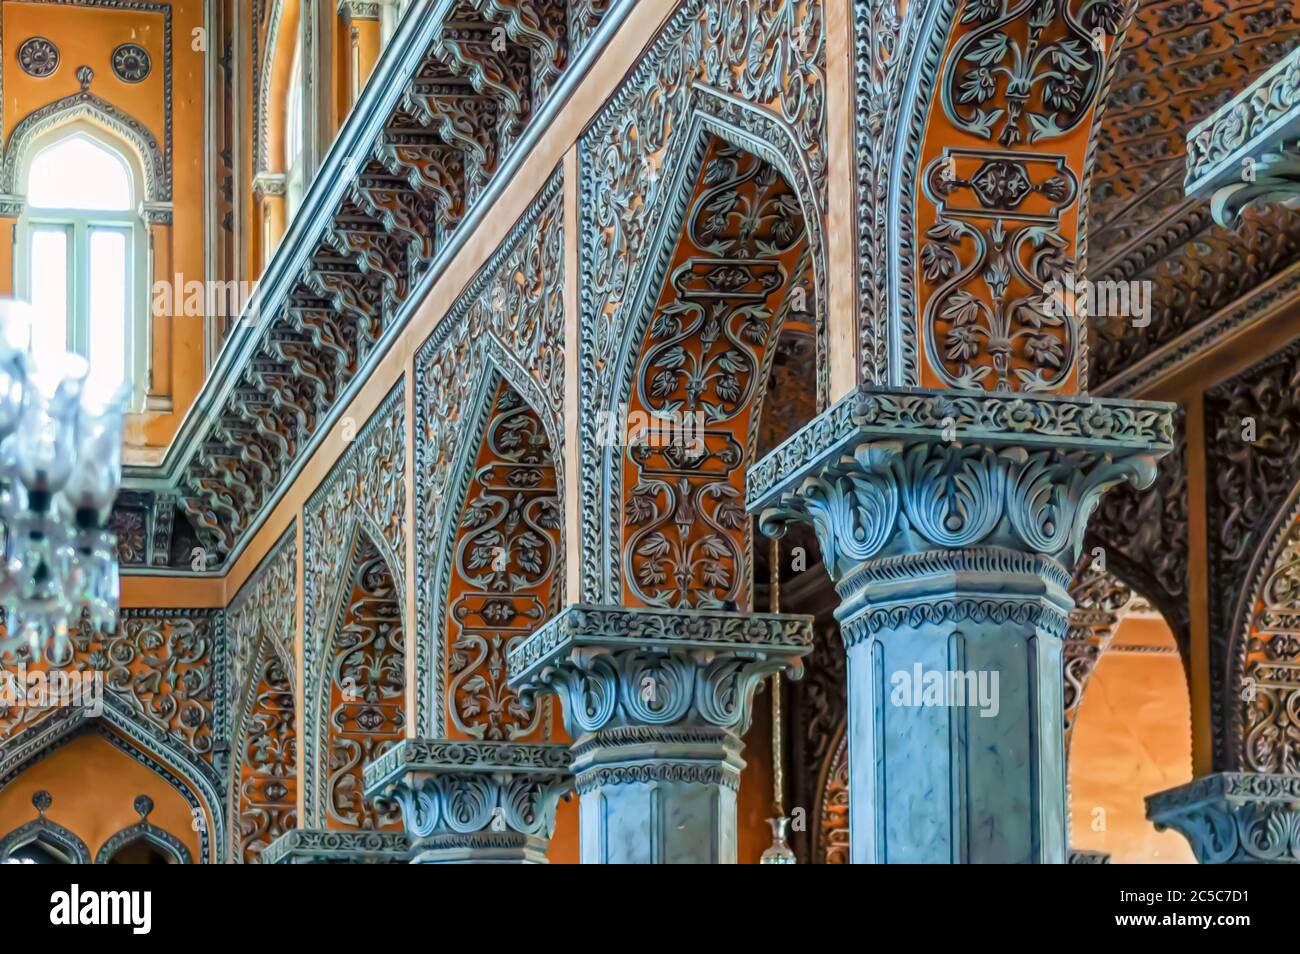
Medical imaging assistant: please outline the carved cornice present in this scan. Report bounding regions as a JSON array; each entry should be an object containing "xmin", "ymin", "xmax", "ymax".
[
  {"xmin": 363, "ymin": 738, "xmax": 571, "ymax": 797},
  {"xmin": 122, "ymin": 0, "xmax": 626, "ymax": 573},
  {"xmin": 747, "ymin": 386, "xmax": 1174, "ymax": 513},
  {"xmin": 1185, "ymin": 45, "xmax": 1300, "ymax": 211},
  {"xmin": 364, "ymin": 739, "xmax": 572, "ymax": 850},
  {"xmin": 748, "ymin": 387, "xmax": 1173, "ymax": 584}
]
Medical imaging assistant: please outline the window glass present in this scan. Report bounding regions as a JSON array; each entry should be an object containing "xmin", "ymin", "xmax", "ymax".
[
  {"xmin": 28, "ymin": 134, "xmax": 133, "ymax": 211},
  {"xmin": 88, "ymin": 227, "xmax": 129, "ymax": 397},
  {"xmin": 29, "ymin": 226, "xmax": 69, "ymax": 357}
]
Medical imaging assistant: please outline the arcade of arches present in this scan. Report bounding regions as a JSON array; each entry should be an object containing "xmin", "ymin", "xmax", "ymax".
[{"xmin": 0, "ymin": 0, "xmax": 1298, "ymax": 865}]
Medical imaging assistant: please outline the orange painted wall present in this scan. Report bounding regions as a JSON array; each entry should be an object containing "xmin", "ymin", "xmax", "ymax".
[
  {"xmin": 0, "ymin": 730, "xmax": 200, "ymax": 860},
  {"xmin": 0, "ymin": 0, "xmax": 207, "ymax": 449},
  {"xmin": 1068, "ymin": 615, "xmax": 1196, "ymax": 864}
]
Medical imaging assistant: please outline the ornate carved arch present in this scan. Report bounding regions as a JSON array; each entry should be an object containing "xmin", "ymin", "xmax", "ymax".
[
  {"xmin": 0, "ymin": 707, "xmax": 223, "ymax": 863},
  {"xmin": 0, "ymin": 791, "xmax": 91, "ymax": 864},
  {"xmin": 428, "ymin": 367, "xmax": 564, "ymax": 744},
  {"xmin": 0, "ymin": 85, "xmax": 168, "ymax": 207},
  {"xmin": 1226, "ymin": 483, "xmax": 1300, "ymax": 775},
  {"xmin": 413, "ymin": 172, "xmax": 564, "ymax": 736},
  {"xmin": 95, "ymin": 795, "xmax": 192, "ymax": 864},
  {"xmin": 304, "ymin": 518, "xmax": 404, "ymax": 830},
  {"xmin": 577, "ymin": 0, "xmax": 828, "ymax": 604},
  {"xmin": 591, "ymin": 103, "xmax": 827, "ymax": 608},
  {"xmin": 227, "ymin": 527, "xmax": 298, "ymax": 863}
]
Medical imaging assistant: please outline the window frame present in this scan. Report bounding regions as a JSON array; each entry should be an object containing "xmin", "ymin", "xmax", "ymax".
[{"xmin": 12, "ymin": 122, "xmax": 149, "ymax": 411}]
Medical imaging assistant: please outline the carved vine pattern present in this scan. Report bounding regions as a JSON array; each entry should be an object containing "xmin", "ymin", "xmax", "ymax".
[
  {"xmin": 1207, "ymin": 341, "xmax": 1300, "ymax": 769},
  {"xmin": 446, "ymin": 381, "xmax": 562, "ymax": 741},
  {"xmin": 580, "ymin": 0, "xmax": 827, "ymax": 603},
  {"xmin": 415, "ymin": 172, "xmax": 564, "ymax": 737},
  {"xmin": 0, "ymin": 610, "xmax": 222, "ymax": 763},
  {"xmin": 325, "ymin": 539, "xmax": 405, "ymax": 831},
  {"xmin": 622, "ymin": 139, "xmax": 810, "ymax": 609}
]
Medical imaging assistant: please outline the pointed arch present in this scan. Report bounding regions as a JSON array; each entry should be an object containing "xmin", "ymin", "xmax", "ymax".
[
  {"xmin": 0, "ymin": 704, "xmax": 223, "ymax": 864},
  {"xmin": 1, "ymin": 91, "xmax": 168, "ymax": 212},
  {"xmin": 0, "ymin": 791, "xmax": 91, "ymax": 864},
  {"xmin": 226, "ymin": 525, "xmax": 299, "ymax": 863},
  {"xmin": 425, "ymin": 360, "xmax": 564, "ymax": 743},
  {"xmin": 307, "ymin": 522, "xmax": 405, "ymax": 829},
  {"xmin": 95, "ymin": 795, "xmax": 192, "ymax": 864},
  {"xmin": 1226, "ymin": 481, "xmax": 1300, "ymax": 773}
]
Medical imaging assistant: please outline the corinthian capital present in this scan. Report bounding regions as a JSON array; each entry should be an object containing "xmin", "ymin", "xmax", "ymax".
[
  {"xmin": 507, "ymin": 605, "xmax": 813, "ymax": 737},
  {"xmin": 749, "ymin": 387, "xmax": 1175, "ymax": 577}
]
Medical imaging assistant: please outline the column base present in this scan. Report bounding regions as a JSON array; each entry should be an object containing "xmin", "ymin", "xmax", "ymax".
[
  {"xmin": 261, "ymin": 829, "xmax": 411, "ymax": 864},
  {"xmin": 409, "ymin": 832, "xmax": 552, "ymax": 864},
  {"xmin": 1147, "ymin": 772, "xmax": 1300, "ymax": 864}
]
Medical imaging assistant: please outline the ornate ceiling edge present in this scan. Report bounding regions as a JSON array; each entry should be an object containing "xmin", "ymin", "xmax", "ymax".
[
  {"xmin": 1185, "ymin": 43, "xmax": 1300, "ymax": 198},
  {"xmin": 118, "ymin": 0, "xmax": 629, "ymax": 575},
  {"xmin": 1093, "ymin": 259, "xmax": 1300, "ymax": 397}
]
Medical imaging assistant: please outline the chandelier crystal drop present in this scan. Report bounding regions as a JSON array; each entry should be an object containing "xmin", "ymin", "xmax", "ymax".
[{"xmin": 0, "ymin": 301, "xmax": 126, "ymax": 661}]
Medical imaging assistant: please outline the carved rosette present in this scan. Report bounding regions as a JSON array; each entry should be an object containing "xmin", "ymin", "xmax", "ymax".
[
  {"xmin": 363, "ymin": 739, "xmax": 572, "ymax": 864},
  {"xmin": 1147, "ymin": 773, "xmax": 1300, "ymax": 865}
]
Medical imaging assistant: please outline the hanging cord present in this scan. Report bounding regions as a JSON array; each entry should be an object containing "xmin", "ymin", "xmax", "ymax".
[{"xmin": 770, "ymin": 534, "xmax": 784, "ymax": 816}]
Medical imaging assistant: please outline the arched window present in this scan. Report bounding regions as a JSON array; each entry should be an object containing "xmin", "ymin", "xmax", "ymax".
[
  {"xmin": 15, "ymin": 125, "xmax": 147, "ymax": 406},
  {"xmin": 284, "ymin": 37, "xmax": 306, "ymax": 221}
]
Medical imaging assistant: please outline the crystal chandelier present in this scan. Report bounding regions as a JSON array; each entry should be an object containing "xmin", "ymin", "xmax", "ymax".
[{"xmin": 0, "ymin": 302, "xmax": 126, "ymax": 661}]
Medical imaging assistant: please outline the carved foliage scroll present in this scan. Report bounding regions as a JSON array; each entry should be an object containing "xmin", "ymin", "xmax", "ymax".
[
  {"xmin": 0, "ymin": 610, "xmax": 224, "ymax": 764},
  {"xmin": 324, "ymin": 536, "xmax": 404, "ymax": 831},
  {"xmin": 621, "ymin": 139, "xmax": 812, "ymax": 609},
  {"xmin": 227, "ymin": 527, "xmax": 297, "ymax": 863},
  {"xmin": 444, "ymin": 380, "xmax": 562, "ymax": 742},
  {"xmin": 912, "ymin": 0, "xmax": 1129, "ymax": 393},
  {"xmin": 1207, "ymin": 341, "xmax": 1300, "ymax": 769},
  {"xmin": 415, "ymin": 170, "xmax": 564, "ymax": 736},
  {"xmin": 303, "ymin": 385, "xmax": 406, "ymax": 826}
]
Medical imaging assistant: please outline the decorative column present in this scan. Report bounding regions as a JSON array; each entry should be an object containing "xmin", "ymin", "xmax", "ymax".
[
  {"xmin": 748, "ymin": 388, "xmax": 1174, "ymax": 863},
  {"xmin": 363, "ymin": 740, "xmax": 572, "ymax": 864},
  {"xmin": 508, "ymin": 606, "xmax": 813, "ymax": 864},
  {"xmin": 1147, "ymin": 774, "xmax": 1300, "ymax": 864}
]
